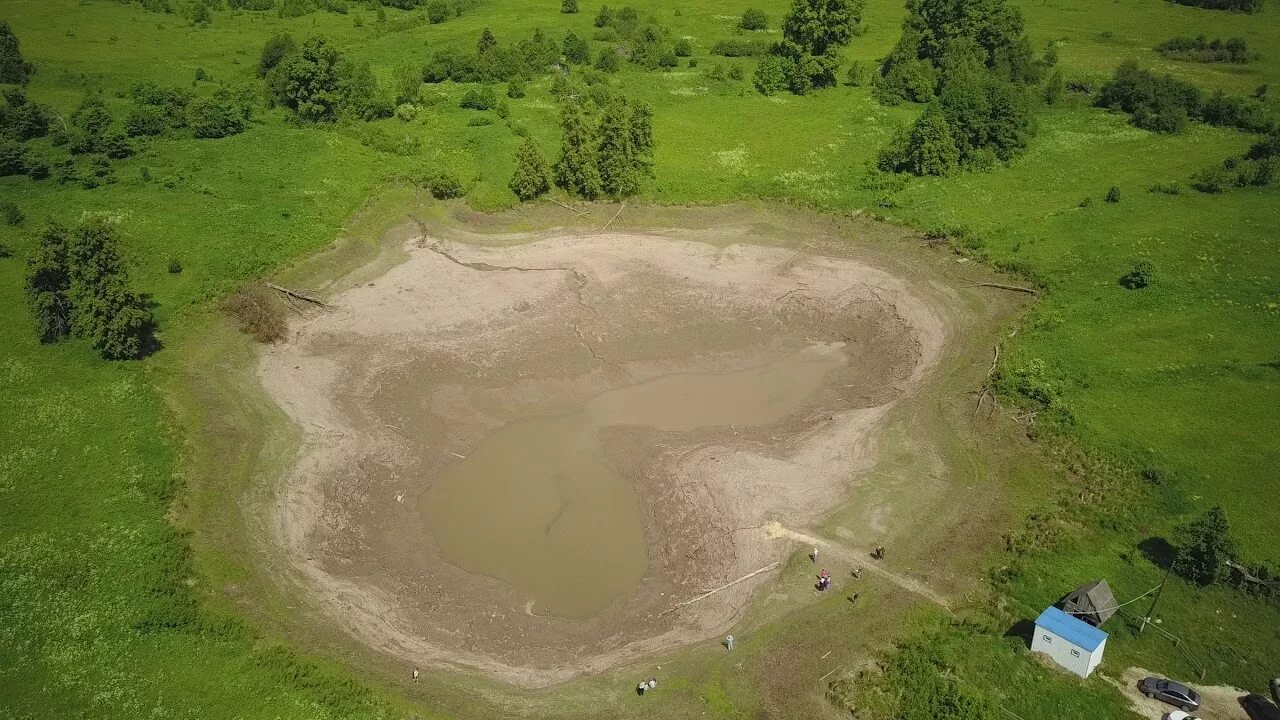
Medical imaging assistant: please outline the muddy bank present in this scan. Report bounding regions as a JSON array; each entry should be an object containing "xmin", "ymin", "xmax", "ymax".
[{"xmin": 258, "ymin": 223, "xmax": 953, "ymax": 687}]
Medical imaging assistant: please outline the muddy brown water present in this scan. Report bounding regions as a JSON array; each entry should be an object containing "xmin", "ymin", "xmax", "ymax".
[{"xmin": 421, "ymin": 342, "xmax": 848, "ymax": 619}]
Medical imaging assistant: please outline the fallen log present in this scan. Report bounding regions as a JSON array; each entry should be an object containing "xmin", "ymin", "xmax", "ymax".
[
  {"xmin": 265, "ymin": 282, "xmax": 331, "ymax": 308},
  {"xmin": 964, "ymin": 281, "xmax": 1040, "ymax": 296},
  {"xmin": 602, "ymin": 201, "xmax": 626, "ymax": 231},
  {"xmin": 658, "ymin": 562, "xmax": 780, "ymax": 617}
]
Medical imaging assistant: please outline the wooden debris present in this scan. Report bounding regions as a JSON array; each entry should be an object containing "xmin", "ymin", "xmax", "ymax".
[
  {"xmin": 964, "ymin": 281, "xmax": 1040, "ymax": 296},
  {"xmin": 265, "ymin": 282, "xmax": 331, "ymax": 308},
  {"xmin": 658, "ymin": 562, "xmax": 780, "ymax": 616},
  {"xmin": 602, "ymin": 201, "xmax": 626, "ymax": 231}
]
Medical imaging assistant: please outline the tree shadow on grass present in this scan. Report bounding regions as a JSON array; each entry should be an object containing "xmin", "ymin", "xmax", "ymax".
[
  {"xmin": 1138, "ymin": 536, "xmax": 1176, "ymax": 570},
  {"xmin": 1004, "ymin": 619, "xmax": 1035, "ymax": 649}
]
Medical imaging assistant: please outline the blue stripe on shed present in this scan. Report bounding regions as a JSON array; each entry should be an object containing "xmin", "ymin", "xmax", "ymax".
[{"xmin": 1035, "ymin": 606, "xmax": 1108, "ymax": 652}]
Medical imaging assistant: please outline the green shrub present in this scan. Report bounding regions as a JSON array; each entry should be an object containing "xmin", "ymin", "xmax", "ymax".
[
  {"xmin": 563, "ymin": 31, "xmax": 590, "ymax": 64},
  {"xmin": 1120, "ymin": 259, "xmax": 1154, "ymax": 289},
  {"xmin": 427, "ymin": 0, "xmax": 451, "ymax": 23},
  {"xmin": 595, "ymin": 47, "xmax": 621, "ymax": 73},
  {"xmin": 1105, "ymin": 185, "xmax": 1121, "ymax": 203},
  {"xmin": 422, "ymin": 170, "xmax": 466, "ymax": 199},
  {"xmin": 740, "ymin": 8, "xmax": 767, "ymax": 31},
  {"xmin": 673, "ymin": 38, "xmax": 692, "ymax": 57},
  {"xmin": 1, "ymin": 200, "xmax": 23, "ymax": 226},
  {"xmin": 187, "ymin": 87, "xmax": 252, "ymax": 139},
  {"xmin": 710, "ymin": 38, "xmax": 771, "ymax": 57},
  {"xmin": 561, "ymin": 0, "xmax": 578, "ymax": 12},
  {"xmin": 459, "ymin": 85, "xmax": 497, "ymax": 110}
]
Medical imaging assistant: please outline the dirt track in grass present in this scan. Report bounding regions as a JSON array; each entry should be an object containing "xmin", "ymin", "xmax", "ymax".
[{"xmin": 255, "ymin": 214, "xmax": 979, "ymax": 688}]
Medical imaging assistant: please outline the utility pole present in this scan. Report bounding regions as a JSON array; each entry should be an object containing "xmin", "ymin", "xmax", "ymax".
[{"xmin": 1139, "ymin": 561, "xmax": 1175, "ymax": 635}]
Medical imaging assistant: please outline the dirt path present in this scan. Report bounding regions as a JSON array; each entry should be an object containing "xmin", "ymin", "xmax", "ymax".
[
  {"xmin": 759, "ymin": 522, "xmax": 953, "ymax": 609},
  {"xmin": 1113, "ymin": 667, "xmax": 1252, "ymax": 720}
]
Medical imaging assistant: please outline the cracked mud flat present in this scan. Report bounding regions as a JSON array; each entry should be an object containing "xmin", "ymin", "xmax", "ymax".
[{"xmin": 258, "ymin": 225, "xmax": 955, "ymax": 687}]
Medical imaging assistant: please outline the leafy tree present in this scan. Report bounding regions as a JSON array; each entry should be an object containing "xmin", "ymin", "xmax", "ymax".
[
  {"xmin": 740, "ymin": 8, "xmax": 768, "ymax": 30},
  {"xmin": 1174, "ymin": 506, "xmax": 1237, "ymax": 585},
  {"xmin": 1044, "ymin": 68, "xmax": 1063, "ymax": 104},
  {"xmin": 564, "ymin": 31, "xmax": 591, "ymax": 64},
  {"xmin": 337, "ymin": 61, "xmax": 393, "ymax": 119},
  {"xmin": 561, "ymin": 0, "xmax": 578, "ymax": 13},
  {"xmin": 507, "ymin": 77, "xmax": 526, "ymax": 98},
  {"xmin": 187, "ymin": 87, "xmax": 252, "ymax": 138},
  {"xmin": 267, "ymin": 36, "xmax": 344, "ymax": 122},
  {"xmin": 754, "ymin": 55, "xmax": 794, "ymax": 95},
  {"xmin": 66, "ymin": 219, "xmax": 155, "ymax": 359},
  {"xmin": 509, "ymin": 137, "xmax": 551, "ymax": 200},
  {"xmin": 258, "ymin": 33, "xmax": 296, "ymax": 77},
  {"xmin": 782, "ymin": 0, "xmax": 863, "ymax": 56},
  {"xmin": 25, "ymin": 222, "xmax": 73, "ymax": 344},
  {"xmin": 427, "ymin": 0, "xmax": 451, "ymax": 23},
  {"xmin": 0, "ymin": 20, "xmax": 34, "ymax": 85},
  {"xmin": 554, "ymin": 102, "xmax": 603, "ymax": 199}
]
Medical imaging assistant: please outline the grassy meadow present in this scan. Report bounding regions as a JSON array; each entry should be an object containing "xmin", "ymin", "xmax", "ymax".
[{"xmin": 1, "ymin": 0, "xmax": 1278, "ymax": 717}]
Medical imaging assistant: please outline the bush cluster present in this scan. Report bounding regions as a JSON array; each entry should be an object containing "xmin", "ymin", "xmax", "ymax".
[
  {"xmin": 711, "ymin": 38, "xmax": 771, "ymax": 57},
  {"xmin": 1168, "ymin": 0, "xmax": 1262, "ymax": 12},
  {"xmin": 1156, "ymin": 35, "xmax": 1255, "ymax": 63},
  {"xmin": 1097, "ymin": 61, "xmax": 1276, "ymax": 134},
  {"xmin": 423, "ymin": 27, "xmax": 561, "ymax": 83},
  {"xmin": 1192, "ymin": 131, "xmax": 1280, "ymax": 192},
  {"xmin": 264, "ymin": 35, "xmax": 391, "ymax": 122}
]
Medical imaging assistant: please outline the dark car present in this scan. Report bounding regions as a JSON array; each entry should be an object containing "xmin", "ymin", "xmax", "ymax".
[
  {"xmin": 1240, "ymin": 693, "xmax": 1280, "ymax": 720},
  {"xmin": 1139, "ymin": 677, "xmax": 1201, "ymax": 712}
]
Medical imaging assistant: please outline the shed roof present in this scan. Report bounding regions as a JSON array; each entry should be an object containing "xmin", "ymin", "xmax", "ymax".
[
  {"xmin": 1062, "ymin": 579, "xmax": 1119, "ymax": 626},
  {"xmin": 1035, "ymin": 606, "xmax": 1108, "ymax": 652}
]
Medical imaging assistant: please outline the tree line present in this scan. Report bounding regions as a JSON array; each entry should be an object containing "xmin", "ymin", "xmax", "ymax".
[{"xmin": 1156, "ymin": 34, "xmax": 1256, "ymax": 64}]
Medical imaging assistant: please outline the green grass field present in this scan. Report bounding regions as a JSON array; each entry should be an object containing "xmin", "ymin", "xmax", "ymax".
[{"xmin": 2, "ymin": 0, "xmax": 1278, "ymax": 717}]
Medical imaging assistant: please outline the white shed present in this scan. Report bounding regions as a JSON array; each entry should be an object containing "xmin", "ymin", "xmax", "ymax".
[{"xmin": 1031, "ymin": 606, "xmax": 1108, "ymax": 678}]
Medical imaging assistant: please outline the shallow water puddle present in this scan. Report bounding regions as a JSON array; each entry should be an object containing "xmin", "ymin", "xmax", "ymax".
[{"xmin": 422, "ymin": 343, "xmax": 846, "ymax": 619}]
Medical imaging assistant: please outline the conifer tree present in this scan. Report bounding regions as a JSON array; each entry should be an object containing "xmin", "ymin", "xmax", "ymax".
[
  {"xmin": 554, "ymin": 103, "xmax": 603, "ymax": 199},
  {"xmin": 24, "ymin": 222, "xmax": 73, "ymax": 344},
  {"xmin": 66, "ymin": 219, "xmax": 153, "ymax": 360},
  {"xmin": 0, "ymin": 21, "xmax": 33, "ymax": 85},
  {"xmin": 509, "ymin": 137, "xmax": 551, "ymax": 201},
  {"xmin": 598, "ymin": 99, "xmax": 639, "ymax": 197}
]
